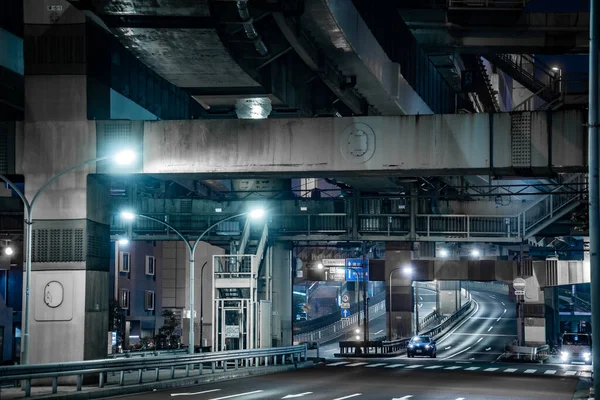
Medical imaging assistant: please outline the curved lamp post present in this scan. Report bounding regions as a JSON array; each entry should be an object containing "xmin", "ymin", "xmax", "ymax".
[
  {"xmin": 121, "ymin": 208, "xmax": 265, "ymax": 354},
  {"xmin": 0, "ymin": 149, "xmax": 137, "ymax": 365}
]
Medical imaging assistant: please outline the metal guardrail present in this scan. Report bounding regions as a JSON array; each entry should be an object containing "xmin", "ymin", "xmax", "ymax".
[
  {"xmin": 107, "ymin": 349, "xmax": 188, "ymax": 359},
  {"xmin": 503, "ymin": 344, "xmax": 549, "ymax": 362},
  {"xmin": 448, "ymin": 0, "xmax": 529, "ymax": 8},
  {"xmin": 0, "ymin": 345, "xmax": 307, "ymax": 397},
  {"xmin": 338, "ymin": 299, "xmax": 475, "ymax": 356}
]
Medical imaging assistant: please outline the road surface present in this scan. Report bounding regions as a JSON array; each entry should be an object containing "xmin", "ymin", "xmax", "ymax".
[{"xmin": 132, "ymin": 362, "xmax": 580, "ymax": 400}]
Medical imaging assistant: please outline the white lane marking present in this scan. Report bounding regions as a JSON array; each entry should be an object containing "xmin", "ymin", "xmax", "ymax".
[
  {"xmin": 328, "ymin": 362, "xmax": 350, "ymax": 366},
  {"xmin": 476, "ymin": 337, "xmax": 483, "ymax": 343},
  {"xmin": 437, "ymin": 300, "xmax": 479, "ymax": 345},
  {"xmin": 210, "ymin": 391, "xmax": 264, "ymax": 400},
  {"xmin": 365, "ymin": 363, "xmax": 387, "ymax": 368},
  {"xmin": 332, "ymin": 394, "xmax": 362, "ymax": 400},
  {"xmin": 484, "ymin": 368, "xmax": 499, "ymax": 372},
  {"xmin": 487, "ymin": 326, "xmax": 493, "ymax": 332},
  {"xmin": 282, "ymin": 393, "xmax": 313, "ymax": 399},
  {"xmin": 384, "ymin": 364, "xmax": 405, "ymax": 368},
  {"xmin": 465, "ymin": 367, "xmax": 480, "ymax": 371},
  {"xmin": 445, "ymin": 346, "xmax": 452, "ymax": 350},
  {"xmin": 455, "ymin": 361, "xmax": 471, "ymax": 364},
  {"xmin": 564, "ymin": 371, "xmax": 578, "ymax": 376},
  {"xmin": 504, "ymin": 368, "xmax": 518, "ymax": 373},
  {"xmin": 489, "ymin": 295, "xmax": 496, "ymax": 299},
  {"xmin": 485, "ymin": 347, "xmax": 492, "ymax": 351},
  {"xmin": 392, "ymin": 396, "xmax": 413, "ymax": 400},
  {"xmin": 544, "ymin": 370, "xmax": 557, "ymax": 375},
  {"xmin": 425, "ymin": 365, "xmax": 443, "ymax": 369},
  {"xmin": 496, "ymin": 317, "xmax": 502, "ymax": 322},
  {"xmin": 501, "ymin": 302, "xmax": 505, "ymax": 306},
  {"xmin": 524, "ymin": 369, "xmax": 537, "ymax": 374},
  {"xmin": 449, "ymin": 333, "xmax": 514, "ymax": 337},
  {"xmin": 503, "ymin": 309, "xmax": 507, "ymax": 314},
  {"xmin": 346, "ymin": 362, "xmax": 368, "ymax": 367},
  {"xmin": 456, "ymin": 398, "xmax": 466, "ymax": 400},
  {"xmin": 405, "ymin": 365, "xmax": 424, "ymax": 369},
  {"xmin": 172, "ymin": 389, "xmax": 221, "ymax": 396},
  {"xmin": 443, "ymin": 346, "xmax": 472, "ymax": 360},
  {"xmin": 445, "ymin": 366, "xmax": 462, "ymax": 370},
  {"xmin": 375, "ymin": 330, "xmax": 383, "ymax": 335}
]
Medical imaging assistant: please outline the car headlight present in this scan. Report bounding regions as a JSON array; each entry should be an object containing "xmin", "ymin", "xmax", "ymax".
[
  {"xmin": 425, "ymin": 345, "xmax": 430, "ymax": 349},
  {"xmin": 561, "ymin": 351, "xmax": 569, "ymax": 361},
  {"xmin": 408, "ymin": 344, "xmax": 414, "ymax": 349}
]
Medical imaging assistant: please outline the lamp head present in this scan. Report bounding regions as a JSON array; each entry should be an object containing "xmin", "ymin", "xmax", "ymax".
[
  {"xmin": 402, "ymin": 265, "xmax": 413, "ymax": 276},
  {"xmin": 4, "ymin": 247, "xmax": 13, "ymax": 256},
  {"xmin": 114, "ymin": 150, "xmax": 136, "ymax": 166},
  {"xmin": 471, "ymin": 249, "xmax": 480, "ymax": 257},
  {"xmin": 439, "ymin": 248, "xmax": 449, "ymax": 258},
  {"xmin": 317, "ymin": 263, "xmax": 324, "ymax": 270},
  {"xmin": 249, "ymin": 208, "xmax": 265, "ymax": 219},
  {"xmin": 121, "ymin": 211, "xmax": 136, "ymax": 220},
  {"xmin": 118, "ymin": 238, "xmax": 130, "ymax": 246}
]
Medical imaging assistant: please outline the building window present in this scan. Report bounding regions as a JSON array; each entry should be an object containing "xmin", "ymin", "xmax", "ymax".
[
  {"xmin": 145, "ymin": 255, "xmax": 155, "ymax": 276},
  {"xmin": 120, "ymin": 289, "xmax": 130, "ymax": 309},
  {"xmin": 119, "ymin": 252, "xmax": 131, "ymax": 273},
  {"xmin": 144, "ymin": 290, "xmax": 155, "ymax": 311}
]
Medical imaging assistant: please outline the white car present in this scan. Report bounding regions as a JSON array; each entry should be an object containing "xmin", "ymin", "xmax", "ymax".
[{"xmin": 561, "ymin": 333, "xmax": 592, "ymax": 364}]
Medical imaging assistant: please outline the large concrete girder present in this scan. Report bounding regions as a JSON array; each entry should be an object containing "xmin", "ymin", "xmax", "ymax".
[
  {"xmin": 139, "ymin": 110, "xmax": 586, "ymax": 177},
  {"xmin": 400, "ymin": 11, "xmax": 589, "ymax": 55},
  {"xmin": 296, "ymin": 0, "xmax": 432, "ymax": 115}
]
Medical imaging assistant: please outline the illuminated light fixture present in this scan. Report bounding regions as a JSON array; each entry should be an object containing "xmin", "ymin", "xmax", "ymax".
[
  {"xmin": 4, "ymin": 247, "xmax": 13, "ymax": 256},
  {"xmin": 439, "ymin": 248, "xmax": 449, "ymax": 258},
  {"xmin": 471, "ymin": 249, "xmax": 480, "ymax": 257},
  {"xmin": 249, "ymin": 208, "xmax": 265, "ymax": 219},
  {"xmin": 402, "ymin": 265, "xmax": 413, "ymax": 276},
  {"xmin": 355, "ymin": 329, "xmax": 360, "ymax": 334},
  {"xmin": 121, "ymin": 211, "xmax": 135, "ymax": 220},
  {"xmin": 215, "ymin": 207, "xmax": 223, "ymax": 213},
  {"xmin": 355, "ymin": 335, "xmax": 360, "ymax": 340},
  {"xmin": 317, "ymin": 263, "xmax": 324, "ymax": 270},
  {"xmin": 113, "ymin": 150, "xmax": 136, "ymax": 166},
  {"xmin": 300, "ymin": 206, "xmax": 308, "ymax": 211},
  {"xmin": 552, "ymin": 66, "xmax": 560, "ymax": 71},
  {"xmin": 118, "ymin": 238, "xmax": 130, "ymax": 246}
]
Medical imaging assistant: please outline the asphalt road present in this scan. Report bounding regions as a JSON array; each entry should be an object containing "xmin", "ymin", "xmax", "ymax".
[
  {"xmin": 135, "ymin": 363, "xmax": 579, "ymax": 400},
  {"xmin": 391, "ymin": 289, "xmax": 516, "ymax": 362},
  {"xmin": 315, "ymin": 288, "xmax": 437, "ymax": 357}
]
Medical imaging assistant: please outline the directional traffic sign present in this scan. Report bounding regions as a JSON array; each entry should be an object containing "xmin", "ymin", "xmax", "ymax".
[
  {"xmin": 345, "ymin": 258, "xmax": 369, "ymax": 282},
  {"xmin": 341, "ymin": 309, "xmax": 351, "ymax": 318}
]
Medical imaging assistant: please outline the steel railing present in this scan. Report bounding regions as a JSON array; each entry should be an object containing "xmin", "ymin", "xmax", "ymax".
[
  {"xmin": 0, "ymin": 345, "xmax": 308, "ymax": 397},
  {"xmin": 448, "ymin": 0, "xmax": 529, "ymax": 8},
  {"xmin": 107, "ymin": 349, "xmax": 187, "ymax": 359}
]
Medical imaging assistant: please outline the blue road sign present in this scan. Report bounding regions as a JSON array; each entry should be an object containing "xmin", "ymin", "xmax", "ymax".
[
  {"xmin": 341, "ymin": 309, "xmax": 350, "ymax": 318},
  {"xmin": 345, "ymin": 258, "xmax": 369, "ymax": 281}
]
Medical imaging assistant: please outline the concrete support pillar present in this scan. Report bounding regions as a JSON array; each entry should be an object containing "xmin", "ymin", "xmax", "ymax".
[
  {"xmin": 385, "ymin": 243, "xmax": 413, "ymax": 339},
  {"xmin": 522, "ymin": 262, "xmax": 547, "ymax": 345},
  {"xmin": 19, "ymin": 0, "xmax": 112, "ymax": 364},
  {"xmin": 271, "ymin": 242, "xmax": 292, "ymax": 346},
  {"xmin": 438, "ymin": 281, "xmax": 460, "ymax": 316}
]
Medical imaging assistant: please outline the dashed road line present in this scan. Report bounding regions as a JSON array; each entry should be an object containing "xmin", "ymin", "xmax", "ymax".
[
  {"xmin": 365, "ymin": 363, "xmax": 387, "ymax": 368},
  {"xmin": 544, "ymin": 370, "xmax": 557, "ymax": 375},
  {"xmin": 503, "ymin": 368, "xmax": 518, "ymax": 373},
  {"xmin": 346, "ymin": 362, "xmax": 368, "ymax": 367},
  {"xmin": 425, "ymin": 365, "xmax": 443, "ymax": 369},
  {"xmin": 444, "ymin": 366, "xmax": 462, "ymax": 370},
  {"xmin": 484, "ymin": 368, "xmax": 499, "ymax": 372},
  {"xmin": 524, "ymin": 369, "xmax": 537, "ymax": 374},
  {"xmin": 328, "ymin": 362, "xmax": 350, "ymax": 366}
]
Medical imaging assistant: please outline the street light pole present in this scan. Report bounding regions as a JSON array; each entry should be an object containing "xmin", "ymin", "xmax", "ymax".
[
  {"xmin": 0, "ymin": 150, "xmax": 136, "ymax": 365},
  {"xmin": 123, "ymin": 210, "xmax": 264, "ymax": 354},
  {"xmin": 199, "ymin": 261, "xmax": 208, "ymax": 350},
  {"xmin": 346, "ymin": 266, "xmax": 367, "ymax": 344}
]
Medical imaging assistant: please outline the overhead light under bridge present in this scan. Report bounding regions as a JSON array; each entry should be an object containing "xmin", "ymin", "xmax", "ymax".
[{"xmin": 235, "ymin": 97, "xmax": 272, "ymax": 119}]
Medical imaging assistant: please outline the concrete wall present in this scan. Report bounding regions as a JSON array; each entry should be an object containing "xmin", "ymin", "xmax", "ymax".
[
  {"xmin": 140, "ymin": 110, "xmax": 586, "ymax": 177},
  {"xmin": 271, "ymin": 243, "xmax": 293, "ymax": 346}
]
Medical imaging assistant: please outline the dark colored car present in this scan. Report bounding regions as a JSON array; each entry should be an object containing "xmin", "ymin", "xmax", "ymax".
[{"xmin": 407, "ymin": 335, "xmax": 437, "ymax": 358}]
